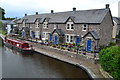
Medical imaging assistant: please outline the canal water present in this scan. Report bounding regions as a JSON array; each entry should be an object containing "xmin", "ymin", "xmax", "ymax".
[{"xmin": 0, "ymin": 37, "xmax": 90, "ymax": 78}]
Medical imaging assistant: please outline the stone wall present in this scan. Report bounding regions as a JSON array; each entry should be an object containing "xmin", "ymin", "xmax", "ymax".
[{"xmin": 33, "ymin": 43, "xmax": 96, "ymax": 64}]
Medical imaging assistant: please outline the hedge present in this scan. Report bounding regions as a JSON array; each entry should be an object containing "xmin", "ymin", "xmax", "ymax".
[{"xmin": 99, "ymin": 46, "xmax": 120, "ymax": 80}]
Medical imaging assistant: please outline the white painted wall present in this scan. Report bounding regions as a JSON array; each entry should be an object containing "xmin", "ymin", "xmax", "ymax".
[
  {"xmin": 118, "ymin": 1, "xmax": 120, "ymax": 17},
  {"xmin": 6, "ymin": 25, "xmax": 11, "ymax": 34}
]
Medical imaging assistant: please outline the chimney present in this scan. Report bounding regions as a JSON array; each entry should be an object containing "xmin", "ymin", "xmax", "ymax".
[
  {"xmin": 36, "ymin": 12, "xmax": 38, "ymax": 15},
  {"xmin": 73, "ymin": 7, "xmax": 76, "ymax": 11},
  {"xmin": 51, "ymin": 10, "xmax": 54, "ymax": 13},
  {"xmin": 106, "ymin": 4, "xmax": 110, "ymax": 9},
  {"xmin": 25, "ymin": 13, "xmax": 27, "ymax": 16}
]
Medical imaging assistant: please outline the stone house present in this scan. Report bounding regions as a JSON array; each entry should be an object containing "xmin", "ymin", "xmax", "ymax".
[
  {"xmin": 0, "ymin": 20, "xmax": 11, "ymax": 32},
  {"xmin": 6, "ymin": 18, "xmax": 19, "ymax": 34},
  {"xmin": 17, "ymin": 4, "xmax": 113, "ymax": 51},
  {"xmin": 112, "ymin": 17, "xmax": 120, "ymax": 38}
]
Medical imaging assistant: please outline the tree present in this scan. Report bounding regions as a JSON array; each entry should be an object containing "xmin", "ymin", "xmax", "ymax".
[
  {"xmin": 99, "ymin": 46, "xmax": 120, "ymax": 80},
  {"xmin": 2, "ymin": 8, "xmax": 5, "ymax": 20},
  {"xmin": 0, "ymin": 21, "xmax": 2, "ymax": 28}
]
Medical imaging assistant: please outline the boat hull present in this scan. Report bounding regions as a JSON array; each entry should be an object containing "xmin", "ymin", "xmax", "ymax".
[{"xmin": 4, "ymin": 42, "xmax": 34, "ymax": 54}]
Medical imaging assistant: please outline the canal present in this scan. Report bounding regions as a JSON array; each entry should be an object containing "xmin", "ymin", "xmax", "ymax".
[{"xmin": 0, "ymin": 37, "xmax": 90, "ymax": 78}]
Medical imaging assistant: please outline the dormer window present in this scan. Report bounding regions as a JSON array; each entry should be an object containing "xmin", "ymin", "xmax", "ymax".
[
  {"xmin": 35, "ymin": 18, "xmax": 41, "ymax": 28},
  {"xmin": 36, "ymin": 22, "xmax": 39, "ymax": 28},
  {"xmin": 43, "ymin": 22, "xmax": 48, "ymax": 29},
  {"xmin": 71, "ymin": 24, "xmax": 74, "ymax": 29},
  {"xmin": 66, "ymin": 22, "xmax": 74, "ymax": 30},
  {"xmin": 82, "ymin": 24, "xmax": 88, "ymax": 31}
]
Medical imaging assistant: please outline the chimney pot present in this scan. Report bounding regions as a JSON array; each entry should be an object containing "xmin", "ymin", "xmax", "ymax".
[
  {"xmin": 106, "ymin": 4, "xmax": 110, "ymax": 9},
  {"xmin": 25, "ymin": 13, "xmax": 27, "ymax": 16},
  {"xmin": 51, "ymin": 10, "xmax": 54, "ymax": 13},
  {"xmin": 73, "ymin": 7, "xmax": 76, "ymax": 11},
  {"xmin": 36, "ymin": 12, "xmax": 38, "ymax": 15}
]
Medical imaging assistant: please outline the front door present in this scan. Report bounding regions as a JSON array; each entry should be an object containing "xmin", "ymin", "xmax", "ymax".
[
  {"xmin": 76, "ymin": 36, "xmax": 80, "ymax": 46},
  {"xmin": 49, "ymin": 34, "xmax": 52, "ymax": 41},
  {"xmin": 54, "ymin": 36, "xmax": 58, "ymax": 45},
  {"xmin": 86, "ymin": 40, "xmax": 92, "ymax": 52}
]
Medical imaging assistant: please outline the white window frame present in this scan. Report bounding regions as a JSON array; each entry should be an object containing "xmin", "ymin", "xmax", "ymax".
[
  {"xmin": 42, "ymin": 32, "xmax": 49, "ymax": 40},
  {"xmin": 35, "ymin": 31, "xmax": 40, "ymax": 38},
  {"xmin": 65, "ymin": 34, "xmax": 75, "ymax": 43},
  {"xmin": 36, "ymin": 22, "xmax": 39, "ymax": 28},
  {"xmin": 43, "ymin": 21, "xmax": 48, "ymax": 29},
  {"xmin": 82, "ymin": 24, "xmax": 88, "ymax": 31},
  {"xmin": 66, "ymin": 22, "xmax": 74, "ymax": 30}
]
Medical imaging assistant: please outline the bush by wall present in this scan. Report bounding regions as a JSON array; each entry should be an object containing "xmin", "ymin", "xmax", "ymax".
[{"xmin": 99, "ymin": 46, "xmax": 120, "ymax": 80}]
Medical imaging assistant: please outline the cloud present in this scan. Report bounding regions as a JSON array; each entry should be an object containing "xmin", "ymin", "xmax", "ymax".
[{"xmin": 0, "ymin": 0, "xmax": 119, "ymax": 17}]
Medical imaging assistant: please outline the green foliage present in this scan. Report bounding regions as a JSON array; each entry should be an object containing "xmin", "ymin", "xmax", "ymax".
[
  {"xmin": 58, "ymin": 36, "xmax": 64, "ymax": 44},
  {"xmin": 72, "ymin": 43, "xmax": 75, "ymax": 46},
  {"xmin": 5, "ymin": 18, "xmax": 15, "ymax": 20},
  {"xmin": 108, "ymin": 42, "xmax": 116, "ymax": 47},
  {"xmin": 73, "ymin": 46, "xmax": 76, "ymax": 50},
  {"xmin": 99, "ymin": 46, "xmax": 120, "ymax": 80},
  {"xmin": 0, "ymin": 21, "xmax": 2, "ymax": 28},
  {"xmin": 116, "ymin": 30, "xmax": 120, "ymax": 38},
  {"xmin": 77, "ymin": 44, "xmax": 80, "ymax": 47},
  {"xmin": 0, "ymin": 30, "xmax": 6, "ymax": 35}
]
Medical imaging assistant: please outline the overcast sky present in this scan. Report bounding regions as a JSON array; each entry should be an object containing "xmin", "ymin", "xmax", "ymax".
[{"xmin": 0, "ymin": 0, "xmax": 120, "ymax": 18}]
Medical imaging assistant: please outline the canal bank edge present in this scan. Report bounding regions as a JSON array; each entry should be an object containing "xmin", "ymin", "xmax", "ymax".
[
  {"xmin": 31, "ymin": 44, "xmax": 99, "ymax": 78},
  {"xmin": 33, "ymin": 44, "xmax": 114, "ymax": 79}
]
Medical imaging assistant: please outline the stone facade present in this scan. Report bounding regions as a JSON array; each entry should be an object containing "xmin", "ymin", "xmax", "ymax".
[{"xmin": 17, "ymin": 5, "xmax": 113, "ymax": 51}]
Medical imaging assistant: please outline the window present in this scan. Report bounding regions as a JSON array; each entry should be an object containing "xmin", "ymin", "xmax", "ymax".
[
  {"xmin": 42, "ymin": 32, "xmax": 49, "ymax": 40},
  {"xmin": 43, "ymin": 22, "xmax": 48, "ymax": 29},
  {"xmin": 66, "ymin": 34, "xmax": 75, "ymax": 43},
  {"xmin": 36, "ymin": 22, "xmax": 40, "ymax": 28},
  {"xmin": 66, "ymin": 35, "xmax": 69, "ymax": 42},
  {"xmin": 71, "ymin": 24, "xmax": 74, "ymax": 29},
  {"xmin": 70, "ymin": 36, "xmax": 74, "ymax": 42},
  {"xmin": 23, "ymin": 21, "xmax": 25, "ymax": 27},
  {"xmin": 82, "ymin": 24, "xmax": 88, "ymax": 31},
  {"xmin": 66, "ymin": 22, "xmax": 74, "ymax": 30},
  {"xmin": 35, "ymin": 31, "xmax": 40, "ymax": 38}
]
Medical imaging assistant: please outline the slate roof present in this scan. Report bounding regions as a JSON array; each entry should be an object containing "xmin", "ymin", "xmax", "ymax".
[
  {"xmin": 113, "ymin": 17, "xmax": 120, "ymax": 25},
  {"xmin": 52, "ymin": 29, "xmax": 65, "ymax": 36},
  {"xmin": 0, "ymin": 20, "xmax": 11, "ymax": 24},
  {"xmin": 17, "ymin": 8, "xmax": 109, "ymax": 24},
  {"xmin": 83, "ymin": 30, "xmax": 100, "ymax": 40},
  {"xmin": 8, "ymin": 19, "xmax": 19, "ymax": 25}
]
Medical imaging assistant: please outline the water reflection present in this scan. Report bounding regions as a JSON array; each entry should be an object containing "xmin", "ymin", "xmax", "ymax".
[{"xmin": 1, "ymin": 37, "xmax": 90, "ymax": 78}]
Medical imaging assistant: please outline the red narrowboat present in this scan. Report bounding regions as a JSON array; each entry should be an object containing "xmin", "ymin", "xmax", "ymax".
[{"xmin": 4, "ymin": 38, "xmax": 34, "ymax": 53}]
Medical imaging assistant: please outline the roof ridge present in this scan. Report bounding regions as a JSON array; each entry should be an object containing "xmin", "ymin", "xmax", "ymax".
[{"xmin": 26, "ymin": 8, "xmax": 107, "ymax": 16}]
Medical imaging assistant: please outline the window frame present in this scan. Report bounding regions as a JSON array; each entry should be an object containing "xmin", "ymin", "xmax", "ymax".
[
  {"xmin": 82, "ymin": 24, "xmax": 88, "ymax": 31},
  {"xmin": 35, "ymin": 31, "xmax": 40, "ymax": 38},
  {"xmin": 36, "ymin": 22, "xmax": 40, "ymax": 28},
  {"xmin": 66, "ymin": 22, "xmax": 74, "ymax": 30},
  {"xmin": 65, "ymin": 34, "xmax": 75, "ymax": 43},
  {"xmin": 43, "ymin": 21, "xmax": 48, "ymax": 29}
]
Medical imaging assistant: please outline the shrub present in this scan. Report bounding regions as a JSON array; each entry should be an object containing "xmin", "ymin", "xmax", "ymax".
[
  {"xmin": 108, "ymin": 42, "xmax": 116, "ymax": 47},
  {"xmin": 99, "ymin": 46, "xmax": 120, "ymax": 80},
  {"xmin": 116, "ymin": 30, "xmax": 120, "ymax": 38}
]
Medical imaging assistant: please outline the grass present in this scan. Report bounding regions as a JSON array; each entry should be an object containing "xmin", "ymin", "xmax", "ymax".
[{"xmin": 0, "ymin": 30, "xmax": 6, "ymax": 35}]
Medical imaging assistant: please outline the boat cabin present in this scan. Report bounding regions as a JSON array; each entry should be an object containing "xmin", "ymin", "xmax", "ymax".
[{"xmin": 5, "ymin": 38, "xmax": 30, "ymax": 49}]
